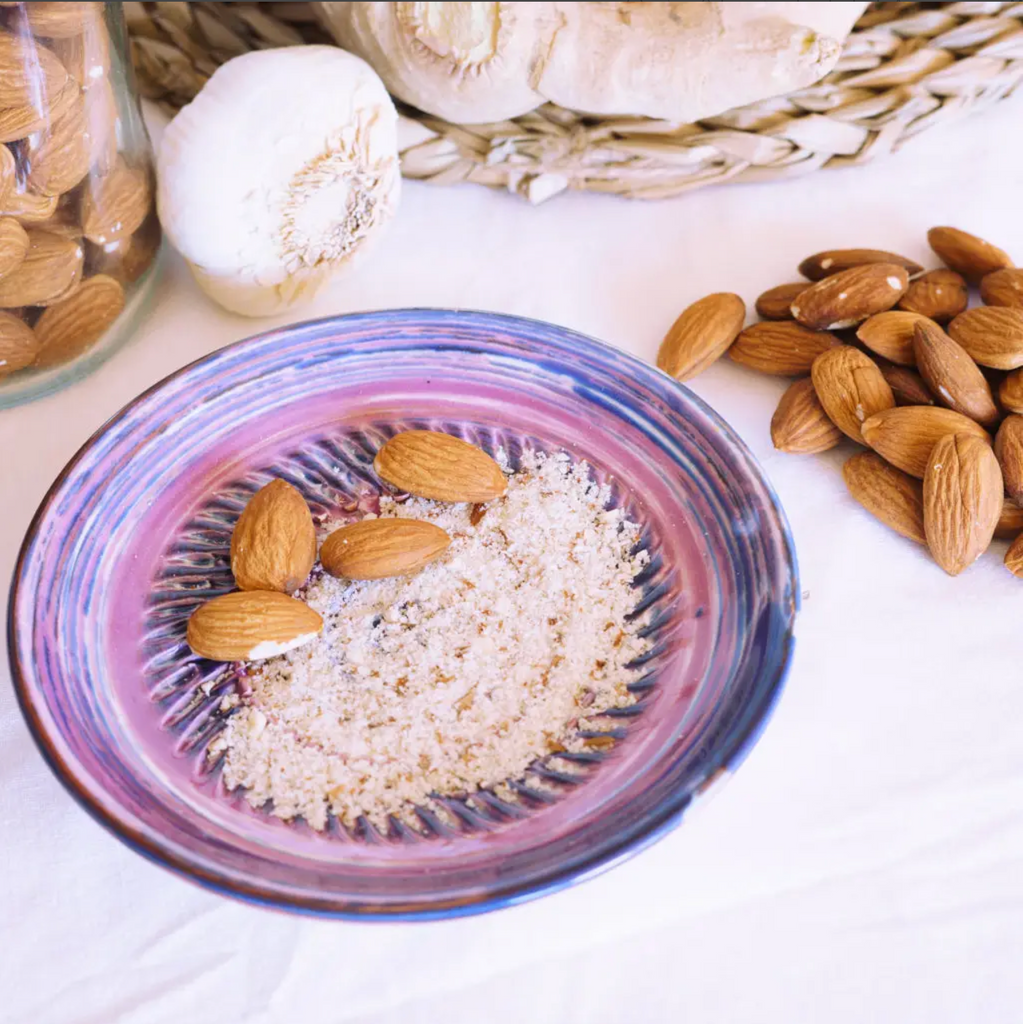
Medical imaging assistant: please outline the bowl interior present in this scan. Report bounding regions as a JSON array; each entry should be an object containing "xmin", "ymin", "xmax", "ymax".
[{"xmin": 10, "ymin": 310, "xmax": 797, "ymax": 918}]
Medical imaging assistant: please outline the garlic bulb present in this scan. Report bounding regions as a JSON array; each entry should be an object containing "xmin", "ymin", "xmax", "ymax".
[
  {"xmin": 317, "ymin": 2, "xmax": 869, "ymax": 125},
  {"xmin": 157, "ymin": 46, "xmax": 400, "ymax": 317}
]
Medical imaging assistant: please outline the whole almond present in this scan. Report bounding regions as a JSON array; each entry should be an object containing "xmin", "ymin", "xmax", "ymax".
[
  {"xmin": 856, "ymin": 310, "xmax": 933, "ymax": 366},
  {"xmin": 948, "ymin": 307, "xmax": 1023, "ymax": 370},
  {"xmin": 798, "ymin": 249, "xmax": 923, "ymax": 282},
  {"xmin": 980, "ymin": 268, "xmax": 1023, "ymax": 310},
  {"xmin": 912, "ymin": 320, "xmax": 999, "ymax": 428},
  {"xmin": 928, "ymin": 226, "xmax": 1013, "ymax": 282},
  {"xmin": 80, "ymin": 159, "xmax": 152, "ymax": 246},
  {"xmin": 998, "ymin": 368, "xmax": 1023, "ymax": 414},
  {"xmin": 878, "ymin": 363, "xmax": 934, "ymax": 407},
  {"xmin": 770, "ymin": 378, "xmax": 843, "ymax": 454},
  {"xmin": 792, "ymin": 263, "xmax": 908, "ymax": 331},
  {"xmin": 1005, "ymin": 532, "xmax": 1023, "ymax": 577},
  {"xmin": 656, "ymin": 292, "xmax": 745, "ymax": 381},
  {"xmin": 24, "ymin": 2, "xmax": 103, "ymax": 39},
  {"xmin": 995, "ymin": 497, "xmax": 1023, "ymax": 540},
  {"xmin": 0, "ymin": 31, "xmax": 69, "ymax": 107},
  {"xmin": 87, "ymin": 224, "xmax": 159, "ymax": 285},
  {"xmin": 755, "ymin": 282, "xmax": 807, "ymax": 320},
  {"xmin": 0, "ymin": 145, "xmax": 14, "ymax": 208},
  {"xmin": 923, "ymin": 433, "xmax": 1002, "ymax": 576},
  {"xmin": 50, "ymin": 10, "xmax": 111, "ymax": 87},
  {"xmin": 1, "ymin": 188, "xmax": 58, "ymax": 224},
  {"xmin": 897, "ymin": 269, "xmax": 968, "ymax": 323},
  {"xmin": 321, "ymin": 518, "xmax": 451, "ymax": 580},
  {"xmin": 0, "ymin": 71, "xmax": 77, "ymax": 145},
  {"xmin": 860, "ymin": 406, "xmax": 990, "ymax": 478},
  {"xmin": 0, "ymin": 229, "xmax": 83, "ymax": 306},
  {"xmin": 230, "ymin": 479, "xmax": 317, "ymax": 593},
  {"xmin": 810, "ymin": 346, "xmax": 894, "ymax": 444},
  {"xmin": 375, "ymin": 431, "xmax": 507, "ymax": 503},
  {"xmin": 842, "ymin": 451, "xmax": 925, "ymax": 544},
  {"xmin": 728, "ymin": 321, "xmax": 840, "ymax": 376},
  {"xmin": 0, "ymin": 311, "xmax": 38, "ymax": 378},
  {"xmin": 32, "ymin": 206, "xmax": 82, "ymax": 241},
  {"xmin": 0, "ymin": 215, "xmax": 28, "ymax": 277},
  {"xmin": 186, "ymin": 590, "xmax": 322, "ymax": 662},
  {"xmin": 22, "ymin": 88, "xmax": 92, "ymax": 196},
  {"xmin": 33, "ymin": 273, "xmax": 124, "ymax": 369},
  {"xmin": 994, "ymin": 415, "xmax": 1023, "ymax": 504}
]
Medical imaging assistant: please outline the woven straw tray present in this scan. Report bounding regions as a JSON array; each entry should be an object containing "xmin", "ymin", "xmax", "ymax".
[{"xmin": 126, "ymin": 1, "xmax": 1023, "ymax": 202}]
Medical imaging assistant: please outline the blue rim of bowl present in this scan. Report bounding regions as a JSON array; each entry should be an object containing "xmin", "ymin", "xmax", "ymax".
[{"xmin": 8, "ymin": 308, "xmax": 799, "ymax": 921}]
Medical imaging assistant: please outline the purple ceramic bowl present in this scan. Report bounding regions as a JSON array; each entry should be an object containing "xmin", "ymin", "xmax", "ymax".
[{"xmin": 9, "ymin": 309, "xmax": 797, "ymax": 919}]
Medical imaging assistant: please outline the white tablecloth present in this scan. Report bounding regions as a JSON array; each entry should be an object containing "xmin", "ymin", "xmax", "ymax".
[{"xmin": 3, "ymin": 99, "xmax": 1023, "ymax": 1024}]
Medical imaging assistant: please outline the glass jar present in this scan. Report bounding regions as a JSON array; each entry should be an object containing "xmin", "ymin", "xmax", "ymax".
[{"xmin": 0, "ymin": 1, "xmax": 160, "ymax": 409}]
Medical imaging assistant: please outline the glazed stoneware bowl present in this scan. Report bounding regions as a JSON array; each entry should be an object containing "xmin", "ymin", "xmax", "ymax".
[{"xmin": 9, "ymin": 309, "xmax": 797, "ymax": 919}]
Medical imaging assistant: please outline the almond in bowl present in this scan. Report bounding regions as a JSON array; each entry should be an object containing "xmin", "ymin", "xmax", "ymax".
[{"xmin": 189, "ymin": 432, "xmax": 652, "ymax": 831}]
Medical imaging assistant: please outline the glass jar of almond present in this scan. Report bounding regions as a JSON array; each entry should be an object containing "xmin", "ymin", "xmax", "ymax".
[{"xmin": 0, "ymin": 1, "xmax": 160, "ymax": 408}]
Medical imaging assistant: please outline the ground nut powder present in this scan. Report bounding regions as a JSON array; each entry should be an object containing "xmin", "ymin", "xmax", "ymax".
[{"xmin": 210, "ymin": 451, "xmax": 651, "ymax": 830}]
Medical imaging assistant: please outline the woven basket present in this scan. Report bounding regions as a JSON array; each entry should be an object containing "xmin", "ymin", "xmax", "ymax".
[{"xmin": 126, "ymin": 1, "xmax": 1023, "ymax": 202}]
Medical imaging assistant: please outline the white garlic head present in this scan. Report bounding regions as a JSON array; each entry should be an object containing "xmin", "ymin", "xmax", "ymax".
[
  {"xmin": 157, "ymin": 46, "xmax": 400, "ymax": 317},
  {"xmin": 319, "ymin": 2, "xmax": 869, "ymax": 126}
]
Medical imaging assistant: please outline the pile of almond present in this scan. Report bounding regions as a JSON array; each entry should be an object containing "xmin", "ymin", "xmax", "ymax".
[
  {"xmin": 186, "ymin": 431, "xmax": 508, "ymax": 661},
  {"xmin": 657, "ymin": 226, "xmax": 1023, "ymax": 578},
  {"xmin": 0, "ymin": 3, "xmax": 158, "ymax": 383}
]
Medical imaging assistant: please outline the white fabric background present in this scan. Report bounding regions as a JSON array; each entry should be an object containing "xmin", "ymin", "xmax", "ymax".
[{"xmin": 2, "ymin": 98, "xmax": 1023, "ymax": 1023}]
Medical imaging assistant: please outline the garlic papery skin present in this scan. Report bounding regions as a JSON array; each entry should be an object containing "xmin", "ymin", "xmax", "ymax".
[
  {"xmin": 318, "ymin": 2, "xmax": 869, "ymax": 126},
  {"xmin": 322, "ymin": 2, "xmax": 553, "ymax": 124},
  {"xmin": 157, "ymin": 46, "xmax": 400, "ymax": 317}
]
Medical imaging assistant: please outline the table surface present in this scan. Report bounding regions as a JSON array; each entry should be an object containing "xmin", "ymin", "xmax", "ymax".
[{"xmin": 3, "ymin": 98, "xmax": 1023, "ymax": 1024}]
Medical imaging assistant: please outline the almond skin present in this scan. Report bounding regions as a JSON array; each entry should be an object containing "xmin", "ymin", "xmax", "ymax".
[
  {"xmin": 1, "ymin": 187, "xmax": 58, "ymax": 224},
  {"xmin": 21, "ymin": 88, "xmax": 93, "ymax": 196},
  {"xmin": 792, "ymin": 263, "xmax": 908, "ymax": 331},
  {"xmin": 0, "ymin": 31, "xmax": 70, "ymax": 107},
  {"xmin": 980, "ymin": 268, "xmax": 1023, "ymax": 310},
  {"xmin": 755, "ymin": 282, "xmax": 807, "ymax": 320},
  {"xmin": 50, "ymin": 11, "xmax": 111, "ymax": 87},
  {"xmin": 0, "ymin": 310, "xmax": 38, "ymax": 378},
  {"xmin": 375, "ymin": 431, "xmax": 507, "ymax": 503},
  {"xmin": 1005, "ymin": 532, "xmax": 1023, "ymax": 577},
  {"xmin": 230, "ymin": 479, "xmax": 317, "ymax": 593},
  {"xmin": 912, "ymin": 320, "xmax": 999, "ymax": 428},
  {"xmin": 999, "ymin": 369, "xmax": 1023, "ymax": 414},
  {"xmin": 33, "ymin": 273, "xmax": 124, "ymax": 369},
  {"xmin": 923, "ymin": 433, "xmax": 1002, "ymax": 576},
  {"xmin": 810, "ymin": 346, "xmax": 894, "ymax": 444},
  {"xmin": 24, "ymin": 2, "xmax": 103, "ymax": 39},
  {"xmin": 898, "ymin": 269, "xmax": 968, "ymax": 323},
  {"xmin": 656, "ymin": 292, "xmax": 745, "ymax": 382},
  {"xmin": 928, "ymin": 226, "xmax": 1013, "ymax": 282},
  {"xmin": 186, "ymin": 591, "xmax": 322, "ymax": 662},
  {"xmin": 80, "ymin": 159, "xmax": 152, "ymax": 246},
  {"xmin": 878, "ymin": 363, "xmax": 935, "ymax": 407},
  {"xmin": 842, "ymin": 451, "xmax": 925, "ymax": 544},
  {"xmin": 0, "ymin": 229, "xmax": 83, "ymax": 306},
  {"xmin": 995, "ymin": 497, "xmax": 1023, "ymax": 540},
  {"xmin": 995, "ymin": 415, "xmax": 1023, "ymax": 505},
  {"xmin": 0, "ymin": 145, "xmax": 14, "ymax": 208},
  {"xmin": 0, "ymin": 215, "xmax": 28, "ymax": 277},
  {"xmin": 770, "ymin": 378, "xmax": 843, "ymax": 454},
  {"xmin": 321, "ymin": 518, "xmax": 451, "ymax": 580},
  {"xmin": 856, "ymin": 310, "xmax": 933, "ymax": 366},
  {"xmin": 948, "ymin": 307, "xmax": 1023, "ymax": 370},
  {"xmin": 729, "ymin": 321, "xmax": 840, "ymax": 376},
  {"xmin": 861, "ymin": 406, "xmax": 990, "ymax": 478},
  {"xmin": 798, "ymin": 248, "xmax": 923, "ymax": 282}
]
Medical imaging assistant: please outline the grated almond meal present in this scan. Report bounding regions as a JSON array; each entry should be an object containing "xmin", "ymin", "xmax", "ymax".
[{"xmin": 209, "ymin": 450, "xmax": 651, "ymax": 830}]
